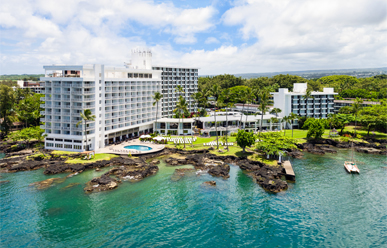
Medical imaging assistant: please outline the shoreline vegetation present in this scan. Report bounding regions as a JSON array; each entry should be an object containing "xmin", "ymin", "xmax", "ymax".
[{"xmin": 1, "ymin": 126, "xmax": 386, "ymax": 194}]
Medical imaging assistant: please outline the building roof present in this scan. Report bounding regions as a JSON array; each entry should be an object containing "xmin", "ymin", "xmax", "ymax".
[
  {"xmin": 156, "ymin": 118, "xmax": 194, "ymax": 123},
  {"xmin": 333, "ymin": 100, "xmax": 381, "ymax": 105},
  {"xmin": 197, "ymin": 114, "xmax": 279, "ymax": 122}
]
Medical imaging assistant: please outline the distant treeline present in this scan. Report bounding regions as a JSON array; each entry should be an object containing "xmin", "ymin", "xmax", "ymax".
[
  {"xmin": 199, "ymin": 74, "xmax": 387, "ymax": 100},
  {"xmin": 0, "ymin": 74, "xmax": 44, "ymax": 81}
]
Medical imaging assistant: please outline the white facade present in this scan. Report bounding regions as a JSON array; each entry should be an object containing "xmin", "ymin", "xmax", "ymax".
[
  {"xmin": 40, "ymin": 50, "xmax": 199, "ymax": 152},
  {"xmin": 271, "ymin": 83, "xmax": 337, "ymax": 122},
  {"xmin": 152, "ymin": 66, "xmax": 198, "ymax": 117},
  {"xmin": 40, "ymin": 50, "xmax": 175, "ymax": 152},
  {"xmin": 154, "ymin": 113, "xmax": 282, "ymax": 137}
]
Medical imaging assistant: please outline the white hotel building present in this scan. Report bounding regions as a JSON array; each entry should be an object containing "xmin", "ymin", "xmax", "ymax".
[
  {"xmin": 271, "ymin": 83, "xmax": 337, "ymax": 127},
  {"xmin": 40, "ymin": 50, "xmax": 198, "ymax": 152}
]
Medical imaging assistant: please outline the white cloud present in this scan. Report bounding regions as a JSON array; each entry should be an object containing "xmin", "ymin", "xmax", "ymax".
[
  {"xmin": 205, "ymin": 37, "xmax": 220, "ymax": 44},
  {"xmin": 0, "ymin": 0, "xmax": 385, "ymax": 75}
]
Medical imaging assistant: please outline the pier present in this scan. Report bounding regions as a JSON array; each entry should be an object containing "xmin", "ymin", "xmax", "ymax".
[{"xmin": 282, "ymin": 160, "xmax": 295, "ymax": 181}]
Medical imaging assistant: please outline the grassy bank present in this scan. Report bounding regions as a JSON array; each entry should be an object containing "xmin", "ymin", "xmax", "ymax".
[
  {"xmin": 165, "ymin": 136, "xmax": 278, "ymax": 165},
  {"xmin": 51, "ymin": 151, "xmax": 118, "ymax": 164}
]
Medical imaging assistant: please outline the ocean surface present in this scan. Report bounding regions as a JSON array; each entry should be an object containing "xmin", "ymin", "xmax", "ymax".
[{"xmin": 0, "ymin": 150, "xmax": 386, "ymax": 247}]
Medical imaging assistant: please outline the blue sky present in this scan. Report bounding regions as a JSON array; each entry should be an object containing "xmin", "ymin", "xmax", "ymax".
[{"xmin": 1, "ymin": 0, "xmax": 386, "ymax": 75}]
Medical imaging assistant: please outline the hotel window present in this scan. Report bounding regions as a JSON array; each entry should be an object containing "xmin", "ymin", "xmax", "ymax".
[
  {"xmin": 46, "ymin": 143, "xmax": 54, "ymax": 147},
  {"xmin": 55, "ymin": 144, "xmax": 63, "ymax": 148},
  {"xmin": 64, "ymin": 144, "xmax": 72, "ymax": 149},
  {"xmin": 128, "ymin": 73, "xmax": 133, "ymax": 78}
]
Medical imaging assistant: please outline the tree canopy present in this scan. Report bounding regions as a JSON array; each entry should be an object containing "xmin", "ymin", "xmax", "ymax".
[
  {"xmin": 236, "ymin": 129, "xmax": 255, "ymax": 153},
  {"xmin": 255, "ymin": 132, "xmax": 297, "ymax": 156}
]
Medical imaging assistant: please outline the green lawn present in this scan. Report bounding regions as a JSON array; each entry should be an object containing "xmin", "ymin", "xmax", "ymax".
[
  {"xmin": 282, "ymin": 126, "xmax": 386, "ymax": 141},
  {"xmin": 52, "ymin": 151, "xmax": 80, "ymax": 155},
  {"xmin": 65, "ymin": 153, "xmax": 119, "ymax": 164},
  {"xmin": 343, "ymin": 126, "xmax": 387, "ymax": 139}
]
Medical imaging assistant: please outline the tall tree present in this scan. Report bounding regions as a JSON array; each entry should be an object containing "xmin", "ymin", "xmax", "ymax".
[
  {"xmin": 244, "ymin": 88, "xmax": 255, "ymax": 130},
  {"xmin": 76, "ymin": 109, "xmax": 96, "ymax": 151},
  {"xmin": 270, "ymin": 107, "xmax": 282, "ymax": 117},
  {"xmin": 282, "ymin": 116, "xmax": 291, "ymax": 136},
  {"xmin": 238, "ymin": 89, "xmax": 248, "ymax": 128},
  {"xmin": 302, "ymin": 89, "xmax": 314, "ymax": 118},
  {"xmin": 219, "ymin": 88, "xmax": 235, "ymax": 151},
  {"xmin": 175, "ymin": 85, "xmax": 184, "ymax": 99},
  {"xmin": 209, "ymin": 84, "xmax": 222, "ymax": 150},
  {"xmin": 152, "ymin": 92, "xmax": 163, "ymax": 135},
  {"xmin": 288, "ymin": 112, "xmax": 299, "ymax": 138},
  {"xmin": 191, "ymin": 92, "xmax": 204, "ymax": 147},
  {"xmin": 174, "ymin": 96, "xmax": 188, "ymax": 148},
  {"xmin": 0, "ymin": 85, "xmax": 15, "ymax": 137},
  {"xmin": 257, "ymin": 88, "xmax": 272, "ymax": 139}
]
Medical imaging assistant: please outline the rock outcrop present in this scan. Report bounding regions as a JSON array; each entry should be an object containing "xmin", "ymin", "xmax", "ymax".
[
  {"xmin": 29, "ymin": 177, "xmax": 66, "ymax": 190},
  {"xmin": 203, "ymin": 181, "xmax": 216, "ymax": 186},
  {"xmin": 84, "ymin": 162, "xmax": 159, "ymax": 193},
  {"xmin": 250, "ymin": 166, "xmax": 288, "ymax": 193},
  {"xmin": 355, "ymin": 147, "xmax": 381, "ymax": 154}
]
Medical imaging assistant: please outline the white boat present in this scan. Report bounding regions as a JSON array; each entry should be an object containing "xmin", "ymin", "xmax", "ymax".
[
  {"xmin": 344, "ymin": 161, "xmax": 360, "ymax": 173},
  {"xmin": 344, "ymin": 142, "xmax": 360, "ymax": 174}
]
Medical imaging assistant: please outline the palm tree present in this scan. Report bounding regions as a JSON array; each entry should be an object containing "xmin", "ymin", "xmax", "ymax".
[
  {"xmin": 257, "ymin": 88, "xmax": 272, "ymax": 139},
  {"xmin": 175, "ymin": 85, "xmax": 185, "ymax": 99},
  {"xmin": 152, "ymin": 92, "xmax": 163, "ymax": 135},
  {"xmin": 270, "ymin": 108, "xmax": 282, "ymax": 118},
  {"xmin": 209, "ymin": 84, "xmax": 222, "ymax": 150},
  {"xmin": 191, "ymin": 92, "xmax": 203, "ymax": 147},
  {"xmin": 288, "ymin": 112, "xmax": 299, "ymax": 138},
  {"xmin": 351, "ymin": 97, "xmax": 363, "ymax": 137},
  {"xmin": 244, "ymin": 89, "xmax": 255, "ymax": 130},
  {"xmin": 174, "ymin": 96, "xmax": 188, "ymax": 148},
  {"xmin": 76, "ymin": 109, "xmax": 96, "ymax": 151},
  {"xmin": 220, "ymin": 88, "xmax": 234, "ymax": 151},
  {"xmin": 302, "ymin": 89, "xmax": 314, "ymax": 118},
  {"xmin": 238, "ymin": 89, "xmax": 248, "ymax": 128},
  {"xmin": 282, "ymin": 116, "xmax": 291, "ymax": 136},
  {"xmin": 270, "ymin": 117, "xmax": 279, "ymax": 131}
]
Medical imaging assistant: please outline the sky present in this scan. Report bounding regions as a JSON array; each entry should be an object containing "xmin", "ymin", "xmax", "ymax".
[{"xmin": 0, "ymin": 0, "xmax": 386, "ymax": 75}]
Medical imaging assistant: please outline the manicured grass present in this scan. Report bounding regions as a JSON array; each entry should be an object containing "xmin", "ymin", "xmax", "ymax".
[
  {"xmin": 52, "ymin": 151, "xmax": 80, "ymax": 155},
  {"xmin": 282, "ymin": 129, "xmax": 331, "ymax": 139},
  {"xmin": 66, "ymin": 153, "xmax": 119, "ymax": 164},
  {"xmin": 165, "ymin": 136, "xmax": 216, "ymax": 149},
  {"xmin": 343, "ymin": 126, "xmax": 387, "ymax": 139},
  {"xmin": 282, "ymin": 126, "xmax": 386, "ymax": 142}
]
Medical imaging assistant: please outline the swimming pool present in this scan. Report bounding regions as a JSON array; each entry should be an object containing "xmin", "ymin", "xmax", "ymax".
[{"xmin": 123, "ymin": 145, "xmax": 153, "ymax": 151}]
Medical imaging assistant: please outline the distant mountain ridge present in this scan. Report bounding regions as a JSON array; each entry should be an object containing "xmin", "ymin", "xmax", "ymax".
[{"xmin": 201, "ymin": 67, "xmax": 387, "ymax": 79}]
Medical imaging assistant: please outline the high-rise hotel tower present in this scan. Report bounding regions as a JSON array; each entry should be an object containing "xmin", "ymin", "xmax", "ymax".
[{"xmin": 40, "ymin": 50, "xmax": 198, "ymax": 151}]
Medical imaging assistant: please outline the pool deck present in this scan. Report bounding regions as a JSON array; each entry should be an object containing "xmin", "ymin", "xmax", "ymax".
[{"xmin": 96, "ymin": 139, "xmax": 165, "ymax": 155}]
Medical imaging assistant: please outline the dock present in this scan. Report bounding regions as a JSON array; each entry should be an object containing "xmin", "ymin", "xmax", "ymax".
[{"xmin": 282, "ymin": 160, "xmax": 295, "ymax": 181}]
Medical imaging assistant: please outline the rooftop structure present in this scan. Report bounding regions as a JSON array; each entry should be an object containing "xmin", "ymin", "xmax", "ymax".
[{"xmin": 14, "ymin": 80, "xmax": 44, "ymax": 94}]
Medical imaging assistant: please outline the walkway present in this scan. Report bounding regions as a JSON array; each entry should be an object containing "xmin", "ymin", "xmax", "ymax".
[
  {"xmin": 96, "ymin": 139, "xmax": 165, "ymax": 155},
  {"xmin": 282, "ymin": 160, "xmax": 295, "ymax": 181}
]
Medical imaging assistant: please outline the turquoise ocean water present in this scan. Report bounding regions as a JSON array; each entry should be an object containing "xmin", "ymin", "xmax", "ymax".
[{"xmin": 0, "ymin": 150, "xmax": 386, "ymax": 247}]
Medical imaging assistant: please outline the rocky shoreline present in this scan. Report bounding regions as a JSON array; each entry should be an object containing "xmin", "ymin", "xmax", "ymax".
[
  {"xmin": 1, "ymin": 136, "xmax": 385, "ymax": 194},
  {"xmin": 0, "ymin": 147, "xmax": 291, "ymax": 193},
  {"xmin": 286, "ymin": 138, "xmax": 387, "ymax": 158}
]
